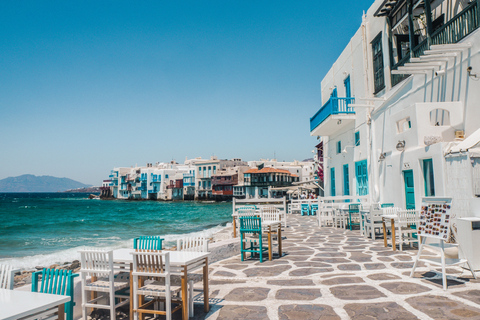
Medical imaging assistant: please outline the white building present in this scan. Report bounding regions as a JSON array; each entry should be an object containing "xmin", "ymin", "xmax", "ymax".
[{"xmin": 310, "ymin": 0, "xmax": 480, "ymax": 219}]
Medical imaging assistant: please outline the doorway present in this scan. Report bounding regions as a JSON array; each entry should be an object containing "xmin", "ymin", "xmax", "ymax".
[{"xmin": 403, "ymin": 170, "xmax": 415, "ymax": 209}]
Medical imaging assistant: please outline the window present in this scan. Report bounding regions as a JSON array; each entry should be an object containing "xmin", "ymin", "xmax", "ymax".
[
  {"xmin": 430, "ymin": 109, "xmax": 450, "ymax": 126},
  {"xmin": 337, "ymin": 141, "xmax": 342, "ymax": 154},
  {"xmin": 372, "ymin": 33, "xmax": 385, "ymax": 94},
  {"xmin": 355, "ymin": 131, "xmax": 360, "ymax": 146},
  {"xmin": 343, "ymin": 164, "xmax": 350, "ymax": 196},
  {"xmin": 213, "ymin": 166, "xmax": 217, "ymax": 174},
  {"xmin": 330, "ymin": 168, "xmax": 336, "ymax": 196},
  {"xmin": 397, "ymin": 117, "xmax": 412, "ymax": 133},
  {"xmin": 423, "ymin": 159, "xmax": 435, "ymax": 196}
]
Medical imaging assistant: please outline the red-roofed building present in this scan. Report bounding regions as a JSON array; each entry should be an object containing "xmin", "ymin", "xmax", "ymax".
[{"xmin": 243, "ymin": 166, "xmax": 299, "ymax": 198}]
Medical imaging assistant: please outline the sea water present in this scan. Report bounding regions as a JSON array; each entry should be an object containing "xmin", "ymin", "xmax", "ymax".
[{"xmin": 0, "ymin": 193, "xmax": 232, "ymax": 269}]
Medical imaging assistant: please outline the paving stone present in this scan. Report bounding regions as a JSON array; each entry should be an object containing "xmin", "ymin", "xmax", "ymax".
[
  {"xmin": 275, "ymin": 288, "xmax": 322, "ymax": 300},
  {"xmin": 337, "ymin": 264, "xmax": 361, "ymax": 271},
  {"xmin": 289, "ymin": 267, "xmax": 334, "ymax": 276},
  {"xmin": 243, "ymin": 265, "xmax": 292, "ymax": 277},
  {"xmin": 349, "ymin": 252, "xmax": 372, "ymax": 262},
  {"xmin": 209, "ymin": 279, "xmax": 247, "ymax": 285},
  {"xmin": 342, "ymin": 245, "xmax": 367, "ymax": 251},
  {"xmin": 311, "ymin": 257, "xmax": 351, "ymax": 264},
  {"xmin": 322, "ymin": 277, "xmax": 365, "ymax": 285},
  {"xmin": 294, "ymin": 262, "xmax": 331, "ymax": 268},
  {"xmin": 316, "ymin": 247, "xmax": 342, "ymax": 252},
  {"xmin": 222, "ymin": 264, "xmax": 248, "ymax": 270},
  {"xmin": 366, "ymin": 273, "xmax": 401, "ymax": 281},
  {"xmin": 278, "ymin": 304, "xmax": 340, "ymax": 320},
  {"xmin": 364, "ymin": 263, "xmax": 386, "ymax": 270},
  {"xmin": 406, "ymin": 295, "xmax": 480, "ymax": 319},
  {"xmin": 380, "ymin": 281, "xmax": 431, "ymax": 294},
  {"xmin": 321, "ymin": 272, "xmax": 354, "ymax": 278},
  {"xmin": 395, "ymin": 255, "xmax": 413, "ymax": 261},
  {"xmin": 377, "ymin": 251, "xmax": 402, "ymax": 256},
  {"xmin": 407, "ymin": 271, "xmax": 437, "ymax": 278},
  {"xmin": 453, "ymin": 289, "xmax": 480, "ymax": 304},
  {"xmin": 344, "ymin": 302, "xmax": 417, "ymax": 320},
  {"xmin": 224, "ymin": 287, "xmax": 270, "ymax": 301},
  {"xmin": 377, "ymin": 257, "xmax": 394, "ymax": 262},
  {"xmin": 286, "ymin": 250, "xmax": 315, "ymax": 256},
  {"xmin": 421, "ymin": 278, "xmax": 466, "ymax": 289},
  {"xmin": 330, "ymin": 285, "xmax": 386, "ymax": 300},
  {"xmin": 391, "ymin": 262, "xmax": 414, "ymax": 269},
  {"xmin": 217, "ymin": 305, "xmax": 269, "ymax": 320},
  {"xmin": 253, "ymin": 259, "xmax": 290, "ymax": 266},
  {"xmin": 213, "ymin": 270, "xmax": 237, "ymax": 277},
  {"xmin": 267, "ymin": 279, "xmax": 315, "ymax": 286},
  {"xmin": 315, "ymin": 252, "xmax": 347, "ymax": 257},
  {"xmin": 283, "ymin": 255, "xmax": 310, "ymax": 262}
]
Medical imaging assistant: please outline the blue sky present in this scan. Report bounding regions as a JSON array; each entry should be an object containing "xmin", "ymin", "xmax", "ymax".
[{"xmin": 0, "ymin": 1, "xmax": 373, "ymax": 185}]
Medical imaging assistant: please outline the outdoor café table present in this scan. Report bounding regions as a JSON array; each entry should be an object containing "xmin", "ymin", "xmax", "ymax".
[
  {"xmin": 382, "ymin": 213, "xmax": 398, "ymax": 251},
  {"xmin": 262, "ymin": 220, "xmax": 283, "ymax": 261},
  {"xmin": 0, "ymin": 288, "xmax": 70, "ymax": 320},
  {"xmin": 113, "ymin": 248, "xmax": 210, "ymax": 320}
]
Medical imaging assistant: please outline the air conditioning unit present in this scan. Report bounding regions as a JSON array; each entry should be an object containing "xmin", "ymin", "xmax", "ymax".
[{"xmin": 455, "ymin": 130, "xmax": 465, "ymax": 140}]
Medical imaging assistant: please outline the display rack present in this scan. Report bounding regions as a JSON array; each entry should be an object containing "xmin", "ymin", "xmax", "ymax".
[{"xmin": 410, "ymin": 197, "xmax": 476, "ymax": 290}]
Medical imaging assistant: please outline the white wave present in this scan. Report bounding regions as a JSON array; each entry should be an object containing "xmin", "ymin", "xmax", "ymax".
[{"xmin": 0, "ymin": 224, "xmax": 228, "ymax": 270}]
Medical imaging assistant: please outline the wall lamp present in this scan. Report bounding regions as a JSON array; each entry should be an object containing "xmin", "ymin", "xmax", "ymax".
[
  {"xmin": 378, "ymin": 153, "xmax": 386, "ymax": 162},
  {"xmin": 396, "ymin": 140, "xmax": 406, "ymax": 152},
  {"xmin": 342, "ymin": 145, "xmax": 355, "ymax": 154},
  {"xmin": 467, "ymin": 66, "xmax": 478, "ymax": 79}
]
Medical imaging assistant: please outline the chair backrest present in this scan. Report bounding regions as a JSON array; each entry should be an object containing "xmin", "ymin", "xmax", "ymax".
[
  {"xmin": 301, "ymin": 203, "xmax": 310, "ymax": 209},
  {"xmin": 131, "ymin": 251, "xmax": 170, "ymax": 277},
  {"xmin": 349, "ymin": 203, "xmax": 361, "ymax": 213},
  {"xmin": 311, "ymin": 204, "xmax": 319, "ymax": 210},
  {"xmin": 177, "ymin": 236, "xmax": 209, "ymax": 252},
  {"xmin": 239, "ymin": 216, "xmax": 262, "ymax": 234},
  {"xmin": 382, "ymin": 207, "xmax": 400, "ymax": 215},
  {"xmin": 381, "ymin": 203, "xmax": 395, "ymax": 208},
  {"xmin": 261, "ymin": 206, "xmax": 280, "ymax": 222},
  {"xmin": 79, "ymin": 249, "xmax": 114, "ymax": 278},
  {"xmin": 0, "ymin": 264, "xmax": 18, "ymax": 290},
  {"xmin": 397, "ymin": 209, "xmax": 419, "ymax": 224},
  {"xmin": 236, "ymin": 205, "xmax": 257, "ymax": 217},
  {"xmin": 134, "ymin": 236, "xmax": 164, "ymax": 251},
  {"xmin": 32, "ymin": 268, "xmax": 75, "ymax": 295}
]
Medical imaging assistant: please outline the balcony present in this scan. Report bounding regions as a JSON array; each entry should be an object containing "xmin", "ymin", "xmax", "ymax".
[{"xmin": 310, "ymin": 97, "xmax": 355, "ymax": 136}]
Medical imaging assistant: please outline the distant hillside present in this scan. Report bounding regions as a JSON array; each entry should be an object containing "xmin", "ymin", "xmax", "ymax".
[{"xmin": 0, "ymin": 174, "xmax": 91, "ymax": 192}]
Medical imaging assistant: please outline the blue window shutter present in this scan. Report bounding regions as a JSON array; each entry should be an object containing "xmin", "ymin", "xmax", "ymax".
[{"xmin": 330, "ymin": 167, "xmax": 336, "ymax": 196}]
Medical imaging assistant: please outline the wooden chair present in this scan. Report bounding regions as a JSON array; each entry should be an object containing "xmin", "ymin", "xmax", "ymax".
[
  {"xmin": 363, "ymin": 209, "xmax": 384, "ymax": 239},
  {"xmin": 131, "ymin": 251, "xmax": 183, "ymax": 320},
  {"xmin": 396, "ymin": 209, "xmax": 420, "ymax": 251},
  {"xmin": 301, "ymin": 203, "xmax": 310, "ymax": 216},
  {"xmin": 79, "ymin": 249, "xmax": 130, "ymax": 320},
  {"xmin": 347, "ymin": 203, "xmax": 362, "ymax": 230},
  {"xmin": 31, "ymin": 268, "xmax": 79, "ymax": 320},
  {"xmin": 177, "ymin": 236, "xmax": 209, "ymax": 317},
  {"xmin": 134, "ymin": 236, "xmax": 165, "ymax": 251},
  {"xmin": 240, "ymin": 217, "xmax": 268, "ymax": 263},
  {"xmin": 311, "ymin": 203, "xmax": 319, "ymax": 215},
  {"xmin": 260, "ymin": 206, "xmax": 281, "ymax": 225},
  {"xmin": 0, "ymin": 264, "xmax": 19, "ymax": 290}
]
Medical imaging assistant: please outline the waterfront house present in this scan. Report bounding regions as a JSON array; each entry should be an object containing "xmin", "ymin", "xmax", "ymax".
[
  {"xmin": 243, "ymin": 166, "xmax": 299, "ymax": 198},
  {"xmin": 310, "ymin": 0, "xmax": 480, "ymax": 219}
]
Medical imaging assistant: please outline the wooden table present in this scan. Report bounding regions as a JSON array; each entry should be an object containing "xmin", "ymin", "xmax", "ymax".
[
  {"xmin": 263, "ymin": 221, "xmax": 283, "ymax": 261},
  {"xmin": 382, "ymin": 214, "xmax": 398, "ymax": 251},
  {"xmin": 113, "ymin": 249, "xmax": 210, "ymax": 320},
  {"xmin": 0, "ymin": 289, "xmax": 70, "ymax": 320}
]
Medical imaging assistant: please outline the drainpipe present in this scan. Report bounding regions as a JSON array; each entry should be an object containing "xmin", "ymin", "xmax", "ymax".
[{"xmin": 408, "ymin": 0, "xmax": 415, "ymax": 57}]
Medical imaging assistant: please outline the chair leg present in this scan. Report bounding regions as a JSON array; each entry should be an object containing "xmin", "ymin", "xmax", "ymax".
[{"xmin": 110, "ymin": 291, "xmax": 116, "ymax": 320}]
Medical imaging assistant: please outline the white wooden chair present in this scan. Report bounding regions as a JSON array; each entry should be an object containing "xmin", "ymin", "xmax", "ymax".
[
  {"xmin": 177, "ymin": 236, "xmax": 209, "ymax": 317},
  {"xmin": 131, "ymin": 251, "xmax": 182, "ymax": 320},
  {"xmin": 0, "ymin": 264, "xmax": 19, "ymax": 290},
  {"xmin": 261, "ymin": 206, "xmax": 281, "ymax": 225},
  {"xmin": 79, "ymin": 249, "xmax": 130, "ymax": 320},
  {"xmin": 396, "ymin": 209, "xmax": 420, "ymax": 251},
  {"xmin": 317, "ymin": 202, "xmax": 334, "ymax": 227}
]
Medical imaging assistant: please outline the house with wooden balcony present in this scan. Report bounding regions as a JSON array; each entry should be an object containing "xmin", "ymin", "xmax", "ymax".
[
  {"xmin": 243, "ymin": 167, "xmax": 299, "ymax": 198},
  {"xmin": 310, "ymin": 0, "xmax": 480, "ymax": 217}
]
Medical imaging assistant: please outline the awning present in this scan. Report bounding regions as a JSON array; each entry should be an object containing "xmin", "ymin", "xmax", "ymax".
[{"xmin": 445, "ymin": 127, "xmax": 480, "ymax": 155}]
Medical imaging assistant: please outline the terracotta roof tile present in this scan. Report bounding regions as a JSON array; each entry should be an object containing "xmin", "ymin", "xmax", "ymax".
[{"xmin": 245, "ymin": 167, "xmax": 293, "ymax": 175}]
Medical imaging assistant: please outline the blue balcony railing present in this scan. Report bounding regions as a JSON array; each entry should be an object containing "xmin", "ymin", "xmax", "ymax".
[{"xmin": 310, "ymin": 97, "xmax": 355, "ymax": 132}]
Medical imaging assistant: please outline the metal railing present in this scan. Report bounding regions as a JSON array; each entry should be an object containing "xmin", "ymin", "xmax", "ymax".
[{"xmin": 310, "ymin": 97, "xmax": 355, "ymax": 132}]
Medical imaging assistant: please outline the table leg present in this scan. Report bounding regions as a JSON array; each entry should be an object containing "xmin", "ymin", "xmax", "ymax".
[
  {"xmin": 58, "ymin": 303, "xmax": 65, "ymax": 320},
  {"xmin": 268, "ymin": 226, "xmax": 272, "ymax": 261},
  {"xmin": 232, "ymin": 218, "xmax": 237, "ymax": 238},
  {"xmin": 139, "ymin": 276, "xmax": 145, "ymax": 320},
  {"xmin": 278, "ymin": 225, "xmax": 282, "ymax": 258},
  {"xmin": 129, "ymin": 263, "xmax": 133, "ymax": 320},
  {"xmin": 382, "ymin": 219, "xmax": 388, "ymax": 247},
  {"xmin": 203, "ymin": 257, "xmax": 209, "ymax": 313},
  {"xmin": 391, "ymin": 219, "xmax": 396, "ymax": 251},
  {"xmin": 182, "ymin": 266, "xmax": 188, "ymax": 320}
]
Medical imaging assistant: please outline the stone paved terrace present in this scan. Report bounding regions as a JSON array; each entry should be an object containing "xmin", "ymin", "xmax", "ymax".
[{"xmin": 187, "ymin": 214, "xmax": 480, "ymax": 320}]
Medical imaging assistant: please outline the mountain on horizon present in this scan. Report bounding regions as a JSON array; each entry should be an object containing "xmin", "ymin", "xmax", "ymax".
[{"xmin": 0, "ymin": 174, "xmax": 92, "ymax": 192}]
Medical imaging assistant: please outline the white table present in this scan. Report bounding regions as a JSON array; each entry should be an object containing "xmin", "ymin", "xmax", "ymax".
[
  {"xmin": 113, "ymin": 249, "xmax": 210, "ymax": 320},
  {"xmin": 0, "ymin": 289, "xmax": 70, "ymax": 320}
]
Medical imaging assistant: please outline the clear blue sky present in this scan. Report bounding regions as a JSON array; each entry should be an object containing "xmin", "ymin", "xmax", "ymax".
[{"xmin": 0, "ymin": 0, "xmax": 373, "ymax": 186}]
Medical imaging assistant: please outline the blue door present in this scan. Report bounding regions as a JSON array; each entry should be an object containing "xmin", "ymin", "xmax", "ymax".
[
  {"xmin": 330, "ymin": 167, "xmax": 336, "ymax": 196},
  {"xmin": 355, "ymin": 160, "xmax": 368, "ymax": 196},
  {"xmin": 344, "ymin": 76, "xmax": 351, "ymax": 98},
  {"xmin": 343, "ymin": 164, "xmax": 350, "ymax": 196},
  {"xmin": 403, "ymin": 170, "xmax": 415, "ymax": 209}
]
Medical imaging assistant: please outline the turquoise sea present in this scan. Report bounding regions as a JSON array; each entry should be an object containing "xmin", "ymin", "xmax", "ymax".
[{"xmin": 0, "ymin": 193, "xmax": 231, "ymax": 269}]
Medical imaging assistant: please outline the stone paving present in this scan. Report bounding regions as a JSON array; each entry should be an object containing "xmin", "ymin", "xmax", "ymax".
[{"xmin": 188, "ymin": 214, "xmax": 480, "ymax": 320}]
